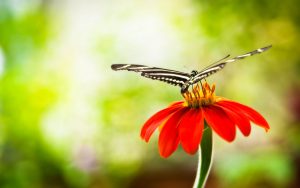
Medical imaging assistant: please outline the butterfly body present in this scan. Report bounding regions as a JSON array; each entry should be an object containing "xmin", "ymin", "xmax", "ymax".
[{"xmin": 111, "ymin": 45, "xmax": 271, "ymax": 93}]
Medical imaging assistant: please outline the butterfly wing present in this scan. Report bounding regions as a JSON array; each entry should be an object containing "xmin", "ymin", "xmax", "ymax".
[
  {"xmin": 111, "ymin": 64, "xmax": 190, "ymax": 86},
  {"xmin": 191, "ymin": 45, "xmax": 272, "ymax": 83}
]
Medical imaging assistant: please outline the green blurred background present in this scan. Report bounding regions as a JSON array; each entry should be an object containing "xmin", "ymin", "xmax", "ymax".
[{"xmin": 0, "ymin": 0, "xmax": 299, "ymax": 187}]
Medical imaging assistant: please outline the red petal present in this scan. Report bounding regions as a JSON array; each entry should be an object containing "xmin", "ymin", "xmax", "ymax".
[
  {"xmin": 203, "ymin": 105, "xmax": 236, "ymax": 142},
  {"xmin": 216, "ymin": 103, "xmax": 251, "ymax": 136},
  {"xmin": 159, "ymin": 108, "xmax": 187, "ymax": 158},
  {"xmin": 168, "ymin": 101, "xmax": 185, "ymax": 107},
  {"xmin": 140, "ymin": 102, "xmax": 184, "ymax": 142},
  {"xmin": 219, "ymin": 100, "xmax": 270, "ymax": 131},
  {"xmin": 178, "ymin": 109, "xmax": 204, "ymax": 154}
]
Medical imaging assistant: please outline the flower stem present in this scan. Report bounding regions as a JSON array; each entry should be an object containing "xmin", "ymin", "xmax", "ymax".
[{"xmin": 193, "ymin": 125, "xmax": 213, "ymax": 188}]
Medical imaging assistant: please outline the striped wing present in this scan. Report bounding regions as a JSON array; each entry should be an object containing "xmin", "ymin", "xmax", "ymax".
[
  {"xmin": 111, "ymin": 64, "xmax": 190, "ymax": 86},
  {"xmin": 191, "ymin": 45, "xmax": 272, "ymax": 83}
]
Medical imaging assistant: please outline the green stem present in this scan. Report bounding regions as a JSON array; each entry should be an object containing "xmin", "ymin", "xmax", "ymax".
[{"xmin": 193, "ymin": 126, "xmax": 213, "ymax": 188}]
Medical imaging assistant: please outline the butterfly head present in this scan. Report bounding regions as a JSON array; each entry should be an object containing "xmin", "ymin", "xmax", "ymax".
[{"xmin": 191, "ymin": 70, "xmax": 198, "ymax": 77}]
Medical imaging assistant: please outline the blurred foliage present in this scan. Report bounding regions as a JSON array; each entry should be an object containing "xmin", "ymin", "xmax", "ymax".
[
  {"xmin": 0, "ymin": 0, "xmax": 49, "ymax": 68},
  {"xmin": 0, "ymin": 0, "xmax": 300, "ymax": 188}
]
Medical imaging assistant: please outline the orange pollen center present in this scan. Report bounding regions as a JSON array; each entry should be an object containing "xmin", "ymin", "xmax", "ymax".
[{"xmin": 182, "ymin": 82, "xmax": 217, "ymax": 108}]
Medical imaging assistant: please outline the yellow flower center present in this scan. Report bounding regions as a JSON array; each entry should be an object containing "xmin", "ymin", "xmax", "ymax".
[{"xmin": 182, "ymin": 82, "xmax": 217, "ymax": 108}]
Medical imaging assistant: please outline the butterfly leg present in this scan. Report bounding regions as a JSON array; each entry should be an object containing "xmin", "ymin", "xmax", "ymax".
[{"xmin": 199, "ymin": 80, "xmax": 205, "ymax": 93}]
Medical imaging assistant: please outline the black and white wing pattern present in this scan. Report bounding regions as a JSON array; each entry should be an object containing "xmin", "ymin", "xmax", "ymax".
[
  {"xmin": 191, "ymin": 45, "xmax": 272, "ymax": 83},
  {"xmin": 111, "ymin": 45, "xmax": 272, "ymax": 93},
  {"xmin": 111, "ymin": 64, "xmax": 190, "ymax": 87}
]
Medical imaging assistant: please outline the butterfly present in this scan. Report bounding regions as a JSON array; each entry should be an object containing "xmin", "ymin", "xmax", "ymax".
[{"xmin": 111, "ymin": 45, "xmax": 272, "ymax": 93}]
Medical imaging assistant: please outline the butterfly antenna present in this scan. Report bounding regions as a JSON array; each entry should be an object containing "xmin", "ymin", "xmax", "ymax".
[
  {"xmin": 201, "ymin": 54, "xmax": 230, "ymax": 71},
  {"xmin": 215, "ymin": 54, "xmax": 230, "ymax": 63}
]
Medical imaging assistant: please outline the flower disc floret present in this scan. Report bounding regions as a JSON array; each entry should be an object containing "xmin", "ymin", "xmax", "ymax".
[{"xmin": 183, "ymin": 83, "xmax": 217, "ymax": 108}]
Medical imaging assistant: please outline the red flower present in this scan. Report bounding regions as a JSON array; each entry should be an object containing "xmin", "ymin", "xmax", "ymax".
[{"xmin": 141, "ymin": 83, "xmax": 270, "ymax": 158}]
